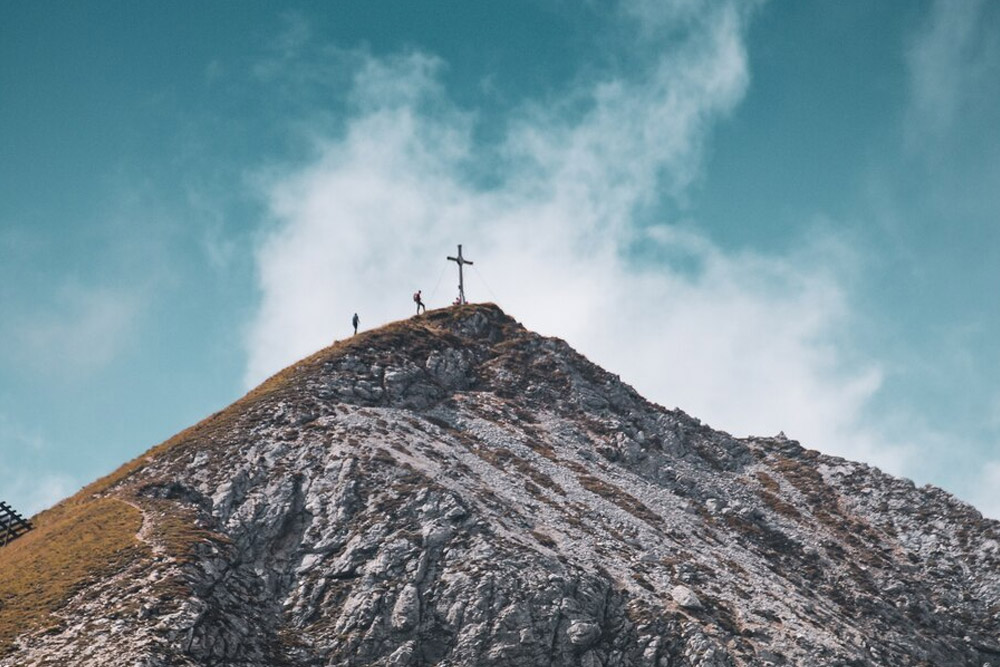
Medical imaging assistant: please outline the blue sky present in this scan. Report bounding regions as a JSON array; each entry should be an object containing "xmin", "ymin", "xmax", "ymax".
[{"xmin": 2, "ymin": 0, "xmax": 999, "ymax": 518}]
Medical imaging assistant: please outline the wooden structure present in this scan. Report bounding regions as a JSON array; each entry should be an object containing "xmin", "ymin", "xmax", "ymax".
[{"xmin": 0, "ymin": 501, "xmax": 33, "ymax": 547}]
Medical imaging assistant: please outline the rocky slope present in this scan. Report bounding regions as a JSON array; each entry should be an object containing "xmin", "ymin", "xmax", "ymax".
[{"xmin": 2, "ymin": 304, "xmax": 999, "ymax": 666}]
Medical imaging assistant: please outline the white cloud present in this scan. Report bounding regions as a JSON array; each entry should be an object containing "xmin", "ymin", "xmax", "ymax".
[
  {"xmin": 4, "ymin": 283, "xmax": 140, "ymax": 377},
  {"xmin": 245, "ymin": 1, "xmax": 911, "ymax": 476},
  {"xmin": 0, "ymin": 414, "xmax": 76, "ymax": 515},
  {"xmin": 972, "ymin": 461, "xmax": 1000, "ymax": 521},
  {"xmin": 0, "ymin": 413, "xmax": 45, "ymax": 452},
  {"xmin": 1, "ymin": 469, "xmax": 75, "ymax": 517},
  {"xmin": 905, "ymin": 0, "xmax": 1000, "ymax": 148}
]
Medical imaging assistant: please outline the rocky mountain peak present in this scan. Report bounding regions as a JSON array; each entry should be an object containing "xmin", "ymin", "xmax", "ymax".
[{"xmin": 1, "ymin": 304, "xmax": 998, "ymax": 666}]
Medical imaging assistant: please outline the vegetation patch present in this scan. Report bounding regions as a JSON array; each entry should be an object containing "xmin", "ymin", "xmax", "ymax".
[
  {"xmin": 371, "ymin": 448, "xmax": 397, "ymax": 465},
  {"xmin": 770, "ymin": 456, "xmax": 894, "ymax": 569},
  {"xmin": 558, "ymin": 502, "xmax": 591, "ymax": 531},
  {"xmin": 576, "ymin": 474, "xmax": 663, "ymax": 528},
  {"xmin": 0, "ymin": 497, "xmax": 145, "ymax": 653},
  {"xmin": 702, "ymin": 594, "xmax": 742, "ymax": 635},
  {"xmin": 141, "ymin": 498, "xmax": 227, "ymax": 565},
  {"xmin": 530, "ymin": 530, "xmax": 557, "ymax": 549},
  {"xmin": 513, "ymin": 408, "xmax": 538, "ymax": 424},
  {"xmin": 523, "ymin": 436, "xmax": 558, "ymax": 461},
  {"xmin": 755, "ymin": 471, "xmax": 780, "ymax": 494},
  {"xmin": 722, "ymin": 512, "xmax": 804, "ymax": 564},
  {"xmin": 631, "ymin": 573, "xmax": 655, "ymax": 592},
  {"xmin": 759, "ymin": 490, "xmax": 802, "ymax": 520},
  {"xmin": 423, "ymin": 415, "xmax": 455, "ymax": 432},
  {"xmin": 583, "ymin": 417, "xmax": 612, "ymax": 437},
  {"xmin": 69, "ymin": 305, "xmax": 501, "ymax": 505},
  {"xmin": 692, "ymin": 444, "xmax": 727, "ymax": 471},
  {"xmin": 771, "ymin": 456, "xmax": 832, "ymax": 499},
  {"xmin": 470, "ymin": 444, "xmax": 565, "ymax": 496}
]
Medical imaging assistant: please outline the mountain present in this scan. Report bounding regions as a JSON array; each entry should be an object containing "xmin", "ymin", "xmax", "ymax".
[{"xmin": 2, "ymin": 303, "xmax": 998, "ymax": 666}]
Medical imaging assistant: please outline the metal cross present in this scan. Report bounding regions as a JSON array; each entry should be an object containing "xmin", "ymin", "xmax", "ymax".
[{"xmin": 447, "ymin": 244, "xmax": 474, "ymax": 305}]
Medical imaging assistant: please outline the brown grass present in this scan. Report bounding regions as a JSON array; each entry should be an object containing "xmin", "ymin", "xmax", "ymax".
[
  {"xmin": 65, "ymin": 303, "xmax": 507, "ymax": 506},
  {"xmin": 530, "ymin": 530, "xmax": 557, "ymax": 549},
  {"xmin": 576, "ymin": 474, "xmax": 663, "ymax": 528},
  {"xmin": 469, "ymin": 444, "xmax": 566, "ymax": 496},
  {"xmin": 141, "ymin": 498, "xmax": 227, "ymax": 565},
  {"xmin": 759, "ymin": 489, "xmax": 803, "ymax": 520},
  {"xmin": 0, "ymin": 498, "xmax": 145, "ymax": 653},
  {"xmin": 755, "ymin": 471, "xmax": 780, "ymax": 494},
  {"xmin": 0, "ymin": 303, "xmax": 519, "ymax": 654}
]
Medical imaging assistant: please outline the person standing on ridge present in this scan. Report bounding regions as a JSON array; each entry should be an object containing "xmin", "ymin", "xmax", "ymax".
[
  {"xmin": 413, "ymin": 290, "xmax": 426, "ymax": 314},
  {"xmin": 352, "ymin": 312, "xmax": 359, "ymax": 335}
]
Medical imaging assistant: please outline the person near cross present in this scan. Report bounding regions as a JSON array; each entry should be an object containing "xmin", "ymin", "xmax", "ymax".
[
  {"xmin": 413, "ymin": 290, "xmax": 426, "ymax": 314},
  {"xmin": 447, "ymin": 244, "xmax": 474, "ymax": 305},
  {"xmin": 352, "ymin": 312, "xmax": 359, "ymax": 335}
]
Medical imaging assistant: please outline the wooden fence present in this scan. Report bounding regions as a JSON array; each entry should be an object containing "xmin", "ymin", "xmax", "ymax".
[{"xmin": 0, "ymin": 501, "xmax": 33, "ymax": 547}]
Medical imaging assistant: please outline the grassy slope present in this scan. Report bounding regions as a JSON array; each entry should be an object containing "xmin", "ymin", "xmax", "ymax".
[
  {"xmin": 0, "ymin": 304, "xmax": 501, "ymax": 652},
  {"xmin": 0, "ymin": 498, "xmax": 144, "ymax": 652},
  {"xmin": 72, "ymin": 306, "xmax": 480, "ymax": 500}
]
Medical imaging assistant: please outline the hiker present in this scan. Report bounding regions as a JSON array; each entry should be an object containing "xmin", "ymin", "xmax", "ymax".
[
  {"xmin": 413, "ymin": 290, "xmax": 426, "ymax": 314},
  {"xmin": 352, "ymin": 313, "xmax": 359, "ymax": 335}
]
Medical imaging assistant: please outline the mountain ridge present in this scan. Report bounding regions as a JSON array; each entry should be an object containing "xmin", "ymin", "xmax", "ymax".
[{"xmin": 2, "ymin": 303, "xmax": 998, "ymax": 666}]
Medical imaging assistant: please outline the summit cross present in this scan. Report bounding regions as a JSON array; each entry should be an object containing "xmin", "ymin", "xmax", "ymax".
[{"xmin": 447, "ymin": 244, "xmax": 474, "ymax": 305}]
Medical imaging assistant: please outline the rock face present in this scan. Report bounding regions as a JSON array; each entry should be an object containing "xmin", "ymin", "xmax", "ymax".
[
  {"xmin": 3, "ymin": 303, "xmax": 1000, "ymax": 666},
  {"xmin": 670, "ymin": 585, "xmax": 702, "ymax": 610}
]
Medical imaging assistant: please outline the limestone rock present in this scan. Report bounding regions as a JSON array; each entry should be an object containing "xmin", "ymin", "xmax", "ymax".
[
  {"xmin": 671, "ymin": 585, "xmax": 703, "ymax": 610},
  {"xmin": 2, "ymin": 304, "xmax": 998, "ymax": 667},
  {"xmin": 391, "ymin": 584, "xmax": 421, "ymax": 632},
  {"xmin": 567, "ymin": 620, "xmax": 601, "ymax": 647}
]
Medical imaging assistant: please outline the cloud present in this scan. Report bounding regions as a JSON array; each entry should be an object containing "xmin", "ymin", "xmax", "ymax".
[
  {"xmin": 972, "ymin": 398, "xmax": 1000, "ymax": 519},
  {"xmin": 905, "ymin": 0, "xmax": 1000, "ymax": 149},
  {"xmin": 245, "ymin": 1, "xmax": 910, "ymax": 476},
  {"xmin": 971, "ymin": 461, "xmax": 1000, "ymax": 521},
  {"xmin": 0, "ymin": 468, "xmax": 75, "ymax": 517},
  {"xmin": 4, "ymin": 283, "xmax": 140, "ymax": 377},
  {"xmin": 0, "ymin": 413, "xmax": 46, "ymax": 452},
  {"xmin": 0, "ymin": 414, "xmax": 76, "ymax": 515},
  {"xmin": 901, "ymin": 0, "xmax": 1000, "ymax": 225}
]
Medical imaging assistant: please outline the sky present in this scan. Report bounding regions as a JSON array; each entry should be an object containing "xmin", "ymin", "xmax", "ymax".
[{"xmin": 2, "ymin": 0, "xmax": 999, "ymax": 519}]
